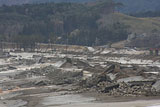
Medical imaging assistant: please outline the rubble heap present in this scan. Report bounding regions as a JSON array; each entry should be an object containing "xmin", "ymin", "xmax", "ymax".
[
  {"xmin": 81, "ymin": 63, "xmax": 160, "ymax": 96},
  {"xmin": 14, "ymin": 65, "xmax": 83, "ymax": 86},
  {"xmin": 11, "ymin": 57, "xmax": 160, "ymax": 97}
]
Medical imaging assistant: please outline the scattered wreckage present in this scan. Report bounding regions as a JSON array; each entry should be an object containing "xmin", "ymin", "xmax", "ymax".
[
  {"xmin": 0, "ymin": 46, "xmax": 160, "ymax": 107},
  {"xmin": 5, "ymin": 55, "xmax": 160, "ymax": 97},
  {"xmin": 81, "ymin": 63, "xmax": 160, "ymax": 96}
]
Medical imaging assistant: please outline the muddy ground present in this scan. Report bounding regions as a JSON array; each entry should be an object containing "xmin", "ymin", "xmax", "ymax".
[{"xmin": 0, "ymin": 47, "xmax": 160, "ymax": 107}]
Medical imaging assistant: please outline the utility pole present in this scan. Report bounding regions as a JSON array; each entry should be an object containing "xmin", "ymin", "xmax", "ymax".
[{"xmin": 66, "ymin": 33, "xmax": 68, "ymax": 55}]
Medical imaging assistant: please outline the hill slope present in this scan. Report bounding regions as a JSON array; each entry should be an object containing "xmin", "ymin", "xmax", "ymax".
[
  {"xmin": 100, "ymin": 12, "xmax": 160, "ymax": 34},
  {"xmin": 0, "ymin": 1, "xmax": 160, "ymax": 47},
  {"xmin": 101, "ymin": 12, "xmax": 160, "ymax": 48},
  {"xmin": 114, "ymin": 0, "xmax": 160, "ymax": 13}
]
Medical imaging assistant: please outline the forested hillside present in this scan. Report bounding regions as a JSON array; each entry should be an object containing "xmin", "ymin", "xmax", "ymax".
[
  {"xmin": 0, "ymin": 1, "xmax": 129, "ymax": 47},
  {"xmin": 0, "ymin": 0, "xmax": 90, "ymax": 6},
  {"xmin": 1, "ymin": 0, "xmax": 160, "ymax": 14},
  {"xmin": 1, "ymin": 0, "xmax": 160, "ymax": 48}
]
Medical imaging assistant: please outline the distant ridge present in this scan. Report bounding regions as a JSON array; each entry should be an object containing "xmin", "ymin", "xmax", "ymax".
[
  {"xmin": 0, "ymin": 0, "xmax": 92, "ymax": 6},
  {"xmin": 0, "ymin": 0, "xmax": 160, "ymax": 13}
]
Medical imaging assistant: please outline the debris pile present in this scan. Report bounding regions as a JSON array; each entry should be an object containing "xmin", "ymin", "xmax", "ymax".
[
  {"xmin": 81, "ymin": 63, "xmax": 160, "ymax": 96},
  {"xmin": 6, "ymin": 54, "xmax": 160, "ymax": 97},
  {"xmin": 14, "ymin": 65, "xmax": 83, "ymax": 86},
  {"xmin": 47, "ymin": 67, "xmax": 83, "ymax": 85}
]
